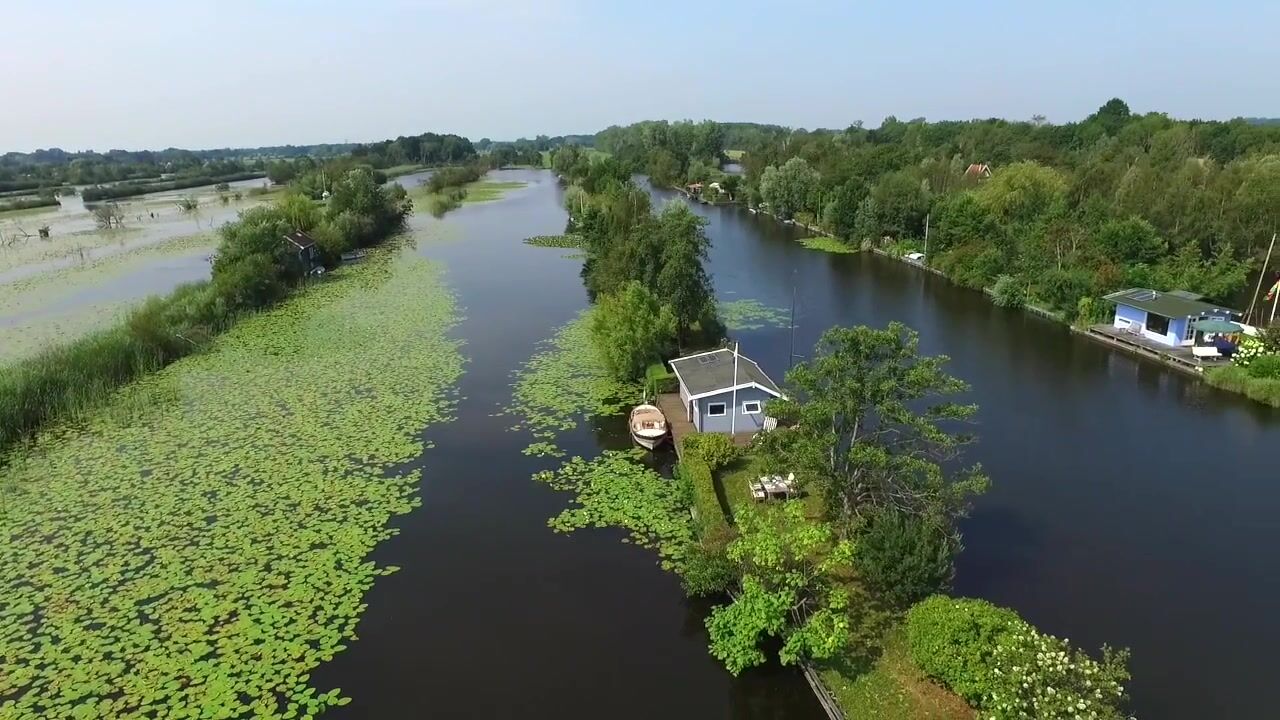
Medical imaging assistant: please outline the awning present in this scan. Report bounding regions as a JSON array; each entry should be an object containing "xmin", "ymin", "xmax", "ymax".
[{"xmin": 1191, "ymin": 318, "xmax": 1244, "ymax": 333}]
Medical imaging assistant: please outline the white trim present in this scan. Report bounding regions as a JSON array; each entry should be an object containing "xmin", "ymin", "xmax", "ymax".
[
  {"xmin": 741, "ymin": 400, "xmax": 762, "ymax": 415},
  {"xmin": 688, "ymin": 382, "xmax": 784, "ymax": 402},
  {"xmin": 706, "ymin": 402, "xmax": 727, "ymax": 417}
]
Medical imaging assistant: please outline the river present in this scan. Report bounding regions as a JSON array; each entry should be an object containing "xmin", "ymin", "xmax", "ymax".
[{"xmin": 312, "ymin": 168, "xmax": 1279, "ymax": 719}]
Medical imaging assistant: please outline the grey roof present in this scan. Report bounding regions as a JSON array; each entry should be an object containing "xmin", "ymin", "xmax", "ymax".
[
  {"xmin": 283, "ymin": 230, "xmax": 316, "ymax": 250},
  {"xmin": 669, "ymin": 349, "xmax": 782, "ymax": 398},
  {"xmin": 1103, "ymin": 288, "xmax": 1239, "ymax": 319}
]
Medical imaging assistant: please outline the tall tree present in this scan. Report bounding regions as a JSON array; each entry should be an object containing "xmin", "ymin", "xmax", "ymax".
[
  {"xmin": 655, "ymin": 203, "xmax": 715, "ymax": 342},
  {"xmin": 755, "ymin": 323, "xmax": 989, "ymax": 530}
]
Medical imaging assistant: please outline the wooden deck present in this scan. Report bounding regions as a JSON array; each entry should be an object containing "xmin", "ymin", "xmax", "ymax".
[
  {"xmin": 1077, "ymin": 324, "xmax": 1232, "ymax": 376},
  {"xmin": 655, "ymin": 393, "xmax": 756, "ymax": 459}
]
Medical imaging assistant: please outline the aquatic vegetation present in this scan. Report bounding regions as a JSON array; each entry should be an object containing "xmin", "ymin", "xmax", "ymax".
[
  {"xmin": 505, "ymin": 310, "xmax": 642, "ymax": 454},
  {"xmin": 718, "ymin": 299, "xmax": 790, "ymax": 331},
  {"xmin": 798, "ymin": 236, "xmax": 857, "ymax": 254},
  {"xmin": 0, "ymin": 249, "xmax": 464, "ymax": 718},
  {"xmin": 0, "ymin": 233, "xmax": 217, "ymax": 363},
  {"xmin": 534, "ymin": 451, "xmax": 693, "ymax": 569},
  {"xmin": 523, "ymin": 234, "xmax": 583, "ymax": 248},
  {"xmin": 463, "ymin": 181, "xmax": 526, "ymax": 203}
]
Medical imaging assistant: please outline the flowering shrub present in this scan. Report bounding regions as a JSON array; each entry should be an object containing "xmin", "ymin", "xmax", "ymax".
[
  {"xmin": 906, "ymin": 596, "xmax": 1131, "ymax": 719},
  {"xmin": 1233, "ymin": 335, "xmax": 1270, "ymax": 367}
]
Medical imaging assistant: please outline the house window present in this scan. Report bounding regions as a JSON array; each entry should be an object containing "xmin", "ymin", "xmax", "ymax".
[
  {"xmin": 707, "ymin": 402, "xmax": 727, "ymax": 417},
  {"xmin": 1145, "ymin": 313, "xmax": 1170, "ymax": 336},
  {"xmin": 741, "ymin": 401, "xmax": 762, "ymax": 415}
]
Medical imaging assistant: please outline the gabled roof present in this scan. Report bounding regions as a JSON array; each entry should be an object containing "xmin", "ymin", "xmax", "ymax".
[
  {"xmin": 669, "ymin": 349, "xmax": 783, "ymax": 400},
  {"xmin": 1103, "ymin": 288, "xmax": 1239, "ymax": 319},
  {"xmin": 282, "ymin": 230, "xmax": 316, "ymax": 250}
]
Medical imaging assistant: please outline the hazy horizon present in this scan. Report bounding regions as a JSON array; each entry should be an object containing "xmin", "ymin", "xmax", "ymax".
[{"xmin": 3, "ymin": 0, "xmax": 1277, "ymax": 153}]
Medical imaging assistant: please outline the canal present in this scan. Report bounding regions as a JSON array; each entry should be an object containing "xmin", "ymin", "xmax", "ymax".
[{"xmin": 318, "ymin": 169, "xmax": 1278, "ymax": 719}]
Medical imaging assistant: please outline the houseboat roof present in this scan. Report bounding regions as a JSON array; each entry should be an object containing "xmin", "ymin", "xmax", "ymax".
[
  {"xmin": 283, "ymin": 230, "xmax": 316, "ymax": 250},
  {"xmin": 669, "ymin": 349, "xmax": 783, "ymax": 400},
  {"xmin": 1103, "ymin": 288, "xmax": 1239, "ymax": 319}
]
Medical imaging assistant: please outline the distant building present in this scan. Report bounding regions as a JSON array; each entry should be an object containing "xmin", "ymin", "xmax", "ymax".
[
  {"xmin": 964, "ymin": 163, "xmax": 993, "ymax": 181},
  {"xmin": 1103, "ymin": 288, "xmax": 1240, "ymax": 348},
  {"xmin": 282, "ymin": 230, "xmax": 321, "ymax": 275},
  {"xmin": 669, "ymin": 348, "xmax": 784, "ymax": 434}
]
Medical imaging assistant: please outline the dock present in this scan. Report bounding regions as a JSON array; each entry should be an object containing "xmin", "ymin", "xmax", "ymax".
[{"xmin": 1076, "ymin": 324, "xmax": 1232, "ymax": 376}]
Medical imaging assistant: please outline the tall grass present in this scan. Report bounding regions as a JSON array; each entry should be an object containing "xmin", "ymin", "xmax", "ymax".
[
  {"xmin": 1204, "ymin": 365, "xmax": 1280, "ymax": 407},
  {"xmin": 0, "ymin": 196, "xmax": 59, "ymax": 213}
]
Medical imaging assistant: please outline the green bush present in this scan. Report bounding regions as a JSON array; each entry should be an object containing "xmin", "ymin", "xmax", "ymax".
[
  {"xmin": 990, "ymin": 274, "xmax": 1025, "ymax": 308},
  {"xmin": 679, "ymin": 453, "xmax": 726, "ymax": 537},
  {"xmin": 1247, "ymin": 354, "xmax": 1280, "ymax": 379},
  {"xmin": 906, "ymin": 596, "xmax": 1132, "ymax": 720},
  {"xmin": 905, "ymin": 596, "xmax": 1021, "ymax": 703},
  {"xmin": 681, "ymin": 432, "xmax": 741, "ymax": 471},
  {"xmin": 644, "ymin": 362, "xmax": 678, "ymax": 395},
  {"xmin": 679, "ymin": 524, "xmax": 736, "ymax": 597},
  {"xmin": 854, "ymin": 512, "xmax": 957, "ymax": 608}
]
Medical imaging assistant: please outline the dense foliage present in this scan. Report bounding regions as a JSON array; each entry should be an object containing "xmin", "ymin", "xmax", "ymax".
[
  {"xmin": 680, "ymin": 432, "xmax": 742, "ymax": 472},
  {"xmin": 755, "ymin": 323, "xmax": 989, "ymax": 531},
  {"xmin": 854, "ymin": 511, "xmax": 960, "ymax": 609},
  {"xmin": 590, "ymin": 282, "xmax": 677, "ymax": 380},
  {"xmin": 906, "ymin": 596, "xmax": 1131, "ymax": 719},
  {"xmin": 81, "ymin": 171, "xmax": 265, "ymax": 201},
  {"xmin": 577, "ymin": 184, "xmax": 721, "ymax": 360},
  {"xmin": 350, "ymin": 131, "xmax": 476, "ymax": 168},
  {"xmin": 737, "ymin": 100, "xmax": 1280, "ymax": 316},
  {"xmin": 706, "ymin": 502, "xmax": 854, "ymax": 674}
]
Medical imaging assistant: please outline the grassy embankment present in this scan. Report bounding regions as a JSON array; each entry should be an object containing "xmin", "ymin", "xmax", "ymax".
[
  {"xmin": 0, "ymin": 196, "xmax": 60, "ymax": 214},
  {"xmin": 685, "ymin": 448, "xmax": 974, "ymax": 720},
  {"xmin": 0, "ymin": 247, "xmax": 465, "ymax": 717},
  {"xmin": 81, "ymin": 171, "xmax": 266, "ymax": 201},
  {"xmin": 410, "ymin": 166, "xmax": 527, "ymax": 217},
  {"xmin": 382, "ymin": 163, "xmax": 427, "ymax": 178},
  {"xmin": 1204, "ymin": 365, "xmax": 1280, "ymax": 406}
]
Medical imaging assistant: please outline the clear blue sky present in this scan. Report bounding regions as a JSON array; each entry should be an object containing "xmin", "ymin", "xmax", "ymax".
[{"xmin": 2, "ymin": 0, "xmax": 1277, "ymax": 152}]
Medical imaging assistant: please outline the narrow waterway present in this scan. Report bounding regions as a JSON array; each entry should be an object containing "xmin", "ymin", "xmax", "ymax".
[
  {"xmin": 316, "ymin": 169, "xmax": 1277, "ymax": 719},
  {"xmin": 313, "ymin": 169, "xmax": 825, "ymax": 718}
]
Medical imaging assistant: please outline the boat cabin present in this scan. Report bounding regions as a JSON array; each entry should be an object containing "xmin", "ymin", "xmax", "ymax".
[
  {"xmin": 1103, "ymin": 288, "xmax": 1240, "ymax": 348},
  {"xmin": 668, "ymin": 348, "xmax": 784, "ymax": 434}
]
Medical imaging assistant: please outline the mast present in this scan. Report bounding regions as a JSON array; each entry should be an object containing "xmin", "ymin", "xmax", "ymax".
[
  {"xmin": 788, "ymin": 280, "xmax": 797, "ymax": 370},
  {"xmin": 730, "ymin": 342, "xmax": 739, "ymax": 435},
  {"xmin": 1245, "ymin": 232, "xmax": 1277, "ymax": 325}
]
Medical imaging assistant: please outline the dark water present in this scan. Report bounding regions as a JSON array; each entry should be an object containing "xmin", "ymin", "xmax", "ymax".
[
  {"xmin": 313, "ymin": 170, "xmax": 825, "ymax": 719},
  {"xmin": 318, "ymin": 169, "xmax": 1279, "ymax": 719}
]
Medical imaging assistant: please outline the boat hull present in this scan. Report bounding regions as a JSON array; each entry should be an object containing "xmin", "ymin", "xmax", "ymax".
[{"xmin": 631, "ymin": 431, "xmax": 667, "ymax": 450}]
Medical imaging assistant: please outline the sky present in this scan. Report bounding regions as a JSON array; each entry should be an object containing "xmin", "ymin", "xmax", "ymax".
[{"xmin": 2, "ymin": 0, "xmax": 1278, "ymax": 152}]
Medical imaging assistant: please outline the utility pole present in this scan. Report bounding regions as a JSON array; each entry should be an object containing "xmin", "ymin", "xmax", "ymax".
[{"xmin": 1245, "ymin": 232, "xmax": 1277, "ymax": 325}]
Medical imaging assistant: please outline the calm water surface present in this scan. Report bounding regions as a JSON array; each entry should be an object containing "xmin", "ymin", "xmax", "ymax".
[{"xmin": 318, "ymin": 169, "xmax": 1278, "ymax": 719}]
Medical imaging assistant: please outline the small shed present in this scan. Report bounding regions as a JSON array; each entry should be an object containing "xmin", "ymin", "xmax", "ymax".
[
  {"xmin": 1103, "ymin": 288, "xmax": 1240, "ymax": 348},
  {"xmin": 669, "ymin": 348, "xmax": 784, "ymax": 434},
  {"xmin": 282, "ymin": 230, "xmax": 321, "ymax": 275}
]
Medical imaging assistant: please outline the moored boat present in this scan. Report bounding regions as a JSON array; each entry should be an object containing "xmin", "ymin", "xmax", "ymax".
[{"xmin": 629, "ymin": 404, "xmax": 669, "ymax": 449}]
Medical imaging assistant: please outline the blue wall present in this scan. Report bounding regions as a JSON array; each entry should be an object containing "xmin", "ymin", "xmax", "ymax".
[{"xmin": 696, "ymin": 387, "xmax": 774, "ymax": 433}]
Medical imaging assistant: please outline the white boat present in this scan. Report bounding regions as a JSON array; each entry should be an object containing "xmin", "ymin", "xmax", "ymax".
[{"xmin": 629, "ymin": 404, "xmax": 669, "ymax": 449}]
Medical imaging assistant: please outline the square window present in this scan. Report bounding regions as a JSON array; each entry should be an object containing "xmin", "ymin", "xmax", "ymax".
[
  {"xmin": 707, "ymin": 402, "xmax": 727, "ymax": 417},
  {"xmin": 742, "ymin": 401, "xmax": 762, "ymax": 414}
]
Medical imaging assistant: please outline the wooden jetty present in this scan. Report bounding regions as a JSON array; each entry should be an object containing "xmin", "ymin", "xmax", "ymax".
[{"xmin": 1075, "ymin": 324, "xmax": 1224, "ymax": 376}]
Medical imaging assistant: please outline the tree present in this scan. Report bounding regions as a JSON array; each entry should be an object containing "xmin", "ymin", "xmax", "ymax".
[
  {"xmin": 754, "ymin": 323, "xmax": 989, "ymax": 530},
  {"xmin": 976, "ymin": 161, "xmax": 1066, "ymax": 226},
  {"xmin": 655, "ymin": 203, "xmax": 715, "ymax": 342},
  {"xmin": 646, "ymin": 149, "xmax": 680, "ymax": 187},
  {"xmin": 1096, "ymin": 216, "xmax": 1164, "ymax": 264},
  {"xmin": 275, "ymin": 192, "xmax": 322, "ymax": 233},
  {"xmin": 266, "ymin": 160, "xmax": 297, "ymax": 185},
  {"xmin": 92, "ymin": 202, "xmax": 125, "ymax": 229},
  {"xmin": 759, "ymin": 157, "xmax": 819, "ymax": 219},
  {"xmin": 705, "ymin": 502, "xmax": 854, "ymax": 674},
  {"xmin": 590, "ymin": 282, "xmax": 677, "ymax": 380},
  {"xmin": 855, "ymin": 512, "xmax": 959, "ymax": 608}
]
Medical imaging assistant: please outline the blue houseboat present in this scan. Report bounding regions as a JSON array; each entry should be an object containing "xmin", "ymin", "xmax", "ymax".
[
  {"xmin": 1103, "ymin": 288, "xmax": 1240, "ymax": 348},
  {"xmin": 668, "ymin": 348, "xmax": 784, "ymax": 434}
]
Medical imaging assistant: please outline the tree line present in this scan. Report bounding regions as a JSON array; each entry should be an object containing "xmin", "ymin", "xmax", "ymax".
[{"xmin": 738, "ymin": 100, "xmax": 1280, "ymax": 318}]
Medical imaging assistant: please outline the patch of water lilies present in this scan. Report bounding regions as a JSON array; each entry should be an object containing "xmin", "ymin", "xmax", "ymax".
[
  {"xmin": 798, "ymin": 236, "xmax": 858, "ymax": 254},
  {"xmin": 718, "ymin": 299, "xmax": 791, "ymax": 331},
  {"xmin": 522, "ymin": 234, "xmax": 583, "ymax": 249},
  {"xmin": 0, "ymin": 247, "xmax": 464, "ymax": 718},
  {"xmin": 504, "ymin": 310, "xmax": 642, "ymax": 456},
  {"xmin": 533, "ymin": 451, "xmax": 693, "ymax": 570}
]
